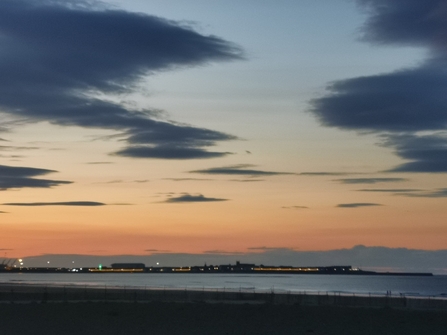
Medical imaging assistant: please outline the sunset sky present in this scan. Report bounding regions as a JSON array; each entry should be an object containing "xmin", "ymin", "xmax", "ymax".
[{"xmin": 1, "ymin": 0, "xmax": 447, "ymax": 261}]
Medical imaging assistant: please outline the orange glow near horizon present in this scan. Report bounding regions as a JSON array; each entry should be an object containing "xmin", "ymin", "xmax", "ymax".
[
  {"xmin": 2, "ymin": 175, "xmax": 447, "ymax": 257},
  {"xmin": 2, "ymin": 197, "xmax": 447, "ymax": 258}
]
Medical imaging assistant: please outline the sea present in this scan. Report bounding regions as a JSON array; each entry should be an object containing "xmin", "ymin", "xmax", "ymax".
[{"xmin": 1, "ymin": 273, "xmax": 447, "ymax": 298}]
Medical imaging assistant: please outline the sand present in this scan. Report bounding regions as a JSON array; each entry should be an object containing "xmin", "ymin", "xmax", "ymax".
[
  {"xmin": 1, "ymin": 301, "xmax": 446, "ymax": 335},
  {"xmin": 1, "ymin": 284, "xmax": 446, "ymax": 334}
]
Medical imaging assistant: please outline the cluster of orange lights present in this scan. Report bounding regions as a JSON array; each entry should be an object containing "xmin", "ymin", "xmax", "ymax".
[
  {"xmin": 253, "ymin": 267, "xmax": 319, "ymax": 272},
  {"xmin": 86, "ymin": 266, "xmax": 334, "ymax": 273},
  {"xmin": 172, "ymin": 268, "xmax": 191, "ymax": 272},
  {"xmin": 88, "ymin": 268, "xmax": 144, "ymax": 272}
]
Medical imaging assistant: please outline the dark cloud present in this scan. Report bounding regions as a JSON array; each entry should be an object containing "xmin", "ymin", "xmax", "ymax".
[
  {"xmin": 310, "ymin": 0, "xmax": 447, "ymax": 173},
  {"xmin": 334, "ymin": 178, "xmax": 408, "ymax": 184},
  {"xmin": 3, "ymin": 201, "xmax": 105, "ymax": 206},
  {"xmin": 282, "ymin": 206, "xmax": 308, "ymax": 209},
  {"xmin": 311, "ymin": 65, "xmax": 447, "ymax": 132},
  {"xmin": 0, "ymin": 0, "xmax": 242, "ymax": 160},
  {"xmin": 384, "ymin": 134, "xmax": 447, "ymax": 172},
  {"xmin": 0, "ymin": 164, "xmax": 72, "ymax": 190},
  {"xmin": 0, "ymin": 165, "xmax": 55, "ymax": 177},
  {"xmin": 114, "ymin": 145, "xmax": 232, "ymax": 159},
  {"xmin": 358, "ymin": 0, "xmax": 447, "ymax": 50},
  {"xmin": 337, "ymin": 203, "xmax": 382, "ymax": 208},
  {"xmin": 0, "ymin": 178, "xmax": 71, "ymax": 190},
  {"xmin": 163, "ymin": 193, "xmax": 228, "ymax": 203},
  {"xmin": 230, "ymin": 179, "xmax": 264, "ymax": 182},
  {"xmin": 190, "ymin": 164, "xmax": 294, "ymax": 176},
  {"xmin": 124, "ymin": 124, "xmax": 237, "ymax": 148},
  {"xmin": 0, "ymin": 211, "xmax": 8, "ymax": 214}
]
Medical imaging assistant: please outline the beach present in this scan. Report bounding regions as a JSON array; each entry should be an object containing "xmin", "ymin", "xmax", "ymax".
[
  {"xmin": 1, "ymin": 300, "xmax": 447, "ymax": 334},
  {"xmin": 1, "ymin": 284, "xmax": 446, "ymax": 334}
]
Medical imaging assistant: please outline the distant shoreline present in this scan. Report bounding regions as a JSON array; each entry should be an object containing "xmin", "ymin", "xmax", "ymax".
[{"xmin": 1, "ymin": 262, "xmax": 434, "ymax": 276}]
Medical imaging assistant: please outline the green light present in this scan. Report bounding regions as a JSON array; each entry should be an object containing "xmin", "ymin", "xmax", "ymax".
[{"xmin": 99, "ymin": 264, "xmax": 102, "ymax": 270}]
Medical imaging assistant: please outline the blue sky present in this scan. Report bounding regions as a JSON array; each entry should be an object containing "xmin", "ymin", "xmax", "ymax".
[{"xmin": 1, "ymin": 0, "xmax": 446, "ymax": 269}]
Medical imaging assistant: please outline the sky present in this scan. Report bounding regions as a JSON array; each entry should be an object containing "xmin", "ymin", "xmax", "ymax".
[{"xmin": 1, "ymin": 0, "xmax": 447, "ymax": 270}]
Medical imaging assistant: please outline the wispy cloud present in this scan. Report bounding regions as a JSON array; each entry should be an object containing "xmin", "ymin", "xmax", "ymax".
[
  {"xmin": 282, "ymin": 206, "xmax": 308, "ymax": 209},
  {"xmin": 96, "ymin": 180, "xmax": 123, "ymax": 184},
  {"xmin": 163, "ymin": 178, "xmax": 211, "ymax": 182},
  {"xmin": 395, "ymin": 188, "xmax": 447, "ymax": 198},
  {"xmin": 190, "ymin": 164, "xmax": 294, "ymax": 177},
  {"xmin": 358, "ymin": 187, "xmax": 447, "ymax": 198},
  {"xmin": 94, "ymin": 179, "xmax": 150, "ymax": 185},
  {"xmin": 310, "ymin": 0, "xmax": 447, "ymax": 173},
  {"xmin": 247, "ymin": 246, "xmax": 294, "ymax": 251},
  {"xmin": 0, "ymin": 145, "xmax": 39, "ymax": 151},
  {"xmin": 300, "ymin": 172, "xmax": 352, "ymax": 176},
  {"xmin": 203, "ymin": 250, "xmax": 245, "ymax": 255},
  {"xmin": 145, "ymin": 249, "xmax": 171, "ymax": 253},
  {"xmin": 357, "ymin": 189, "xmax": 422, "ymax": 193},
  {"xmin": 3, "ymin": 201, "xmax": 106, "ymax": 206},
  {"xmin": 163, "ymin": 193, "xmax": 228, "ymax": 203},
  {"xmin": 334, "ymin": 178, "xmax": 408, "ymax": 184},
  {"xmin": 336, "ymin": 203, "xmax": 383, "ymax": 208},
  {"xmin": 0, "ymin": 0, "xmax": 242, "ymax": 160}
]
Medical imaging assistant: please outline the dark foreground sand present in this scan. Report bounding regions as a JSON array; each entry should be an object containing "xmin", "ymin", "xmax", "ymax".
[
  {"xmin": 1, "ymin": 284, "xmax": 446, "ymax": 334},
  {"xmin": 1, "ymin": 301, "xmax": 446, "ymax": 335}
]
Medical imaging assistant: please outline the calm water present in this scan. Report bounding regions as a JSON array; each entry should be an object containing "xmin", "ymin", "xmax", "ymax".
[{"xmin": 1, "ymin": 273, "xmax": 446, "ymax": 298}]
